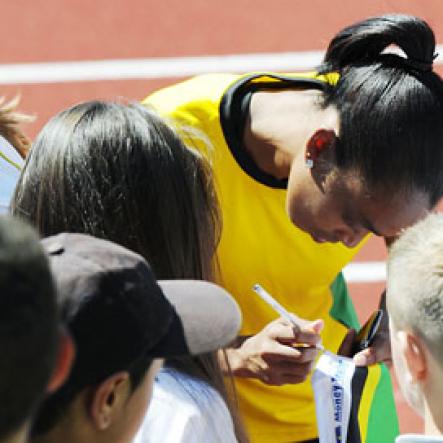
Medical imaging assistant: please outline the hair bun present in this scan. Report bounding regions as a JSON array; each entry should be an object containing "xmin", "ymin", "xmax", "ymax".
[{"xmin": 319, "ymin": 14, "xmax": 437, "ymax": 74}]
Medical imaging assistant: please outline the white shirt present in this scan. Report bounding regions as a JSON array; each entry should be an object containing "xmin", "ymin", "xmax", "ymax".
[
  {"xmin": 396, "ymin": 435, "xmax": 443, "ymax": 443},
  {"xmin": 133, "ymin": 367, "xmax": 238, "ymax": 443},
  {"xmin": 0, "ymin": 138, "xmax": 23, "ymax": 214}
]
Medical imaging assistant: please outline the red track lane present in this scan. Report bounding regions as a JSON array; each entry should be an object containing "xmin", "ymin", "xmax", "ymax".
[
  {"xmin": 4, "ymin": 0, "xmax": 442, "ymax": 435},
  {"xmin": 3, "ymin": 0, "xmax": 443, "ymax": 62}
]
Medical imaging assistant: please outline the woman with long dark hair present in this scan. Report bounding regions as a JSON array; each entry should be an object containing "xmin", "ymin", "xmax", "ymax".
[
  {"xmin": 12, "ymin": 101, "xmax": 249, "ymax": 443},
  {"xmin": 143, "ymin": 14, "xmax": 443, "ymax": 443}
]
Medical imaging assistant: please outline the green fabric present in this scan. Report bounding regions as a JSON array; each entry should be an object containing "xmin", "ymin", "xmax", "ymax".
[
  {"xmin": 329, "ymin": 273, "xmax": 399, "ymax": 443},
  {"xmin": 329, "ymin": 272, "xmax": 360, "ymax": 330},
  {"xmin": 366, "ymin": 364, "xmax": 399, "ymax": 443}
]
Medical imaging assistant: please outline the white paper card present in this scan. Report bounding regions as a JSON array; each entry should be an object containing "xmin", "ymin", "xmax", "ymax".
[{"xmin": 312, "ymin": 351, "xmax": 356, "ymax": 443}]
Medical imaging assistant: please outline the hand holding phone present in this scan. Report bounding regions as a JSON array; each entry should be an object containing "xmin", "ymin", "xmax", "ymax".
[{"xmin": 351, "ymin": 310, "xmax": 383, "ymax": 356}]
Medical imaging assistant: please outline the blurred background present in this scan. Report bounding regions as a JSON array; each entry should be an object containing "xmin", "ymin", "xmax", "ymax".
[{"xmin": 4, "ymin": 0, "xmax": 443, "ymax": 434}]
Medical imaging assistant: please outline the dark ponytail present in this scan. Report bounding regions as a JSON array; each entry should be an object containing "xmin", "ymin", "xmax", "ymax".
[
  {"xmin": 318, "ymin": 14, "xmax": 443, "ymax": 205},
  {"xmin": 320, "ymin": 14, "xmax": 436, "ymax": 73}
]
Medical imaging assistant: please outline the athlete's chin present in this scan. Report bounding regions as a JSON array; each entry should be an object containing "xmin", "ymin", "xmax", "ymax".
[
  {"xmin": 287, "ymin": 210, "xmax": 334, "ymax": 243},
  {"xmin": 288, "ymin": 211, "xmax": 307, "ymax": 233},
  {"xmin": 288, "ymin": 214, "xmax": 319, "ymax": 241},
  {"xmin": 291, "ymin": 219, "xmax": 336, "ymax": 244}
]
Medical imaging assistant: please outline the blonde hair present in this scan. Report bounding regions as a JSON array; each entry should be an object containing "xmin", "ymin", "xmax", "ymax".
[
  {"xmin": 0, "ymin": 96, "xmax": 34, "ymax": 158},
  {"xmin": 387, "ymin": 213, "xmax": 443, "ymax": 364}
]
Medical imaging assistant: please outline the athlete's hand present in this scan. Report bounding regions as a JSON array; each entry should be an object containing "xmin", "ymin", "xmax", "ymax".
[
  {"xmin": 338, "ymin": 314, "xmax": 391, "ymax": 366},
  {"xmin": 227, "ymin": 317, "xmax": 323, "ymax": 386}
]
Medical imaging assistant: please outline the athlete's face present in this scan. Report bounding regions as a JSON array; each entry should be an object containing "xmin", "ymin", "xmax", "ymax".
[{"xmin": 286, "ymin": 164, "xmax": 430, "ymax": 247}]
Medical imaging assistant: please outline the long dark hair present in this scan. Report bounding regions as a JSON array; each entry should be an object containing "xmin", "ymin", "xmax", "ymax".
[
  {"xmin": 12, "ymin": 101, "xmax": 248, "ymax": 442},
  {"xmin": 12, "ymin": 101, "xmax": 219, "ymax": 280},
  {"xmin": 319, "ymin": 14, "xmax": 443, "ymax": 205}
]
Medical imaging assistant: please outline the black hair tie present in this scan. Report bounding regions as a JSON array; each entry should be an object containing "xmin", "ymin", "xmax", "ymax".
[{"xmin": 404, "ymin": 53, "xmax": 439, "ymax": 72}]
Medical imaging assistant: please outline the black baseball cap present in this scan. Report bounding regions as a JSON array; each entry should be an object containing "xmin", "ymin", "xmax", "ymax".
[{"xmin": 41, "ymin": 233, "xmax": 242, "ymax": 365}]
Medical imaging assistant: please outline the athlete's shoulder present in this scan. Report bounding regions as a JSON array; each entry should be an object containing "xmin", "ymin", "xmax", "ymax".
[
  {"xmin": 143, "ymin": 74, "xmax": 241, "ymax": 111},
  {"xmin": 246, "ymin": 71, "xmax": 339, "ymax": 85}
]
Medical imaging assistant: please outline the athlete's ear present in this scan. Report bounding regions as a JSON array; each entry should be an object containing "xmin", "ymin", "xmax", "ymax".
[
  {"xmin": 46, "ymin": 327, "xmax": 75, "ymax": 393},
  {"xmin": 305, "ymin": 129, "xmax": 337, "ymax": 169}
]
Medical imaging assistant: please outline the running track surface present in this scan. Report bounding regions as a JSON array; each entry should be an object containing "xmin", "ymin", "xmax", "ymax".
[{"xmin": 5, "ymin": 0, "xmax": 443, "ymax": 435}]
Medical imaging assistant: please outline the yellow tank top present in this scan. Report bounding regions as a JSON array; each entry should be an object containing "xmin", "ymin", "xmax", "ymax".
[{"xmin": 143, "ymin": 72, "xmax": 397, "ymax": 443}]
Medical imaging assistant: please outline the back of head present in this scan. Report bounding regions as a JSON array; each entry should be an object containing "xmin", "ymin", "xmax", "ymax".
[
  {"xmin": 31, "ymin": 231, "xmax": 242, "ymax": 438},
  {"xmin": 318, "ymin": 14, "xmax": 443, "ymax": 205},
  {"xmin": 0, "ymin": 216, "xmax": 58, "ymax": 439},
  {"xmin": 12, "ymin": 100, "xmax": 219, "ymax": 280},
  {"xmin": 387, "ymin": 213, "xmax": 443, "ymax": 366}
]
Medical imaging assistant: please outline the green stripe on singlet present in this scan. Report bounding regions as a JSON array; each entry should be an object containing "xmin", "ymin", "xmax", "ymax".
[
  {"xmin": 329, "ymin": 271, "xmax": 360, "ymax": 330},
  {"xmin": 365, "ymin": 364, "xmax": 399, "ymax": 443}
]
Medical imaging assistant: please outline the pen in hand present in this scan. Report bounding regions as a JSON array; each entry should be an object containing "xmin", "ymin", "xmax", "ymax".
[{"xmin": 252, "ymin": 283, "xmax": 324, "ymax": 351}]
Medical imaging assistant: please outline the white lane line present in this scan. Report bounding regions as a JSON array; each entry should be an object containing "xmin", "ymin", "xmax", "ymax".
[
  {"xmin": 1, "ymin": 45, "xmax": 443, "ymax": 84},
  {"xmin": 0, "ymin": 51, "xmax": 324, "ymax": 84},
  {"xmin": 343, "ymin": 261, "xmax": 386, "ymax": 283}
]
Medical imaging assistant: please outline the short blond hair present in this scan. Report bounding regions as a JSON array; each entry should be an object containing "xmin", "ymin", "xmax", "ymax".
[
  {"xmin": 387, "ymin": 213, "xmax": 443, "ymax": 363},
  {"xmin": 0, "ymin": 96, "xmax": 34, "ymax": 158}
]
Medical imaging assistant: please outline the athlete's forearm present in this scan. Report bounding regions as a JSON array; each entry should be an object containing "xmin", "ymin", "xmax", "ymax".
[{"xmin": 218, "ymin": 336, "xmax": 251, "ymax": 377}]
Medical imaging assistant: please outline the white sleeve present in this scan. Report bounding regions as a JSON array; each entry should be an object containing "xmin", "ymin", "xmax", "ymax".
[
  {"xmin": 145, "ymin": 408, "xmax": 214, "ymax": 443},
  {"xmin": 134, "ymin": 390, "xmax": 214, "ymax": 443},
  {"xmin": 133, "ymin": 370, "xmax": 239, "ymax": 443},
  {"xmin": 0, "ymin": 137, "xmax": 23, "ymax": 214}
]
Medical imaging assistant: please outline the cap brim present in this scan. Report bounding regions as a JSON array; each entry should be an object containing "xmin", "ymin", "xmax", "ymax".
[{"xmin": 147, "ymin": 280, "xmax": 241, "ymax": 358}]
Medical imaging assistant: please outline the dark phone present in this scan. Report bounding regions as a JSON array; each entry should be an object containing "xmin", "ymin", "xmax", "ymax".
[{"xmin": 351, "ymin": 309, "xmax": 383, "ymax": 356}]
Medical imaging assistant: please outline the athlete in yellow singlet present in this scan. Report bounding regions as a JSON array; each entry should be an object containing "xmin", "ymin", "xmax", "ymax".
[{"xmin": 144, "ymin": 14, "xmax": 443, "ymax": 443}]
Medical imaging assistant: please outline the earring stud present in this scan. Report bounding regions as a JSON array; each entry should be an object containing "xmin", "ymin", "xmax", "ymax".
[{"xmin": 305, "ymin": 152, "xmax": 314, "ymax": 169}]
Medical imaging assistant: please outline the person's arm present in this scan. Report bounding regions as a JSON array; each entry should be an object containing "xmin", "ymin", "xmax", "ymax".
[
  {"xmin": 219, "ymin": 316, "xmax": 323, "ymax": 386},
  {"xmin": 351, "ymin": 235, "xmax": 395, "ymax": 366},
  {"xmin": 135, "ymin": 371, "xmax": 239, "ymax": 443},
  {"xmin": 0, "ymin": 96, "xmax": 34, "ymax": 159}
]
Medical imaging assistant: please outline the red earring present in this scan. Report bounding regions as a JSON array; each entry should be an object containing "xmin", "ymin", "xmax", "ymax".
[{"xmin": 305, "ymin": 130, "xmax": 332, "ymax": 169}]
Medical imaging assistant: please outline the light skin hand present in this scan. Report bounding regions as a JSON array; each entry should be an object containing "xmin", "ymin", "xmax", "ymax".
[{"xmin": 226, "ymin": 317, "xmax": 324, "ymax": 386}]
